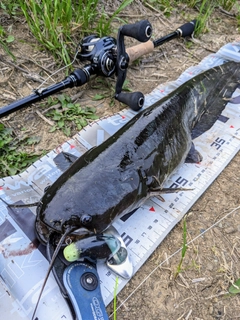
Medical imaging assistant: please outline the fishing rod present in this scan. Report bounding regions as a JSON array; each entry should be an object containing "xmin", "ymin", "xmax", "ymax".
[{"xmin": 0, "ymin": 19, "xmax": 196, "ymax": 118}]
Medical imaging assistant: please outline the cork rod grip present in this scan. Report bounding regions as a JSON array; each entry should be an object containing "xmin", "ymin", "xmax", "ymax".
[{"xmin": 126, "ymin": 40, "xmax": 154, "ymax": 64}]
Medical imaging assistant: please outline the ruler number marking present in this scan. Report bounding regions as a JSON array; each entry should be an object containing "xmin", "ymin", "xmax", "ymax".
[
  {"xmin": 210, "ymin": 137, "xmax": 225, "ymax": 150},
  {"xmin": 170, "ymin": 176, "xmax": 188, "ymax": 189},
  {"xmin": 121, "ymin": 232, "xmax": 133, "ymax": 247}
]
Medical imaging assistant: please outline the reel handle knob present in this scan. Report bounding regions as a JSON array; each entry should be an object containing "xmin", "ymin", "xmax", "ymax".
[
  {"xmin": 115, "ymin": 91, "xmax": 144, "ymax": 111},
  {"xmin": 115, "ymin": 20, "xmax": 151, "ymax": 111},
  {"xmin": 120, "ymin": 20, "xmax": 152, "ymax": 42},
  {"xmin": 177, "ymin": 19, "xmax": 197, "ymax": 37}
]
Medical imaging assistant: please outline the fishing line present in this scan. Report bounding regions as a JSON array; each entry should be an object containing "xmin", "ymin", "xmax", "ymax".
[
  {"xmin": 36, "ymin": 49, "xmax": 79, "ymax": 91},
  {"xmin": 109, "ymin": 205, "xmax": 240, "ymax": 317}
]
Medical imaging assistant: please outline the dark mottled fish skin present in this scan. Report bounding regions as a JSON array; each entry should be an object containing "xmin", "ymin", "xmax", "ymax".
[
  {"xmin": 191, "ymin": 63, "xmax": 240, "ymax": 139},
  {"xmin": 36, "ymin": 61, "xmax": 240, "ymax": 244}
]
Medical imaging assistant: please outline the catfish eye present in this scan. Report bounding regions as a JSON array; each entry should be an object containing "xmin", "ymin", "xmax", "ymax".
[{"xmin": 81, "ymin": 214, "xmax": 92, "ymax": 225}]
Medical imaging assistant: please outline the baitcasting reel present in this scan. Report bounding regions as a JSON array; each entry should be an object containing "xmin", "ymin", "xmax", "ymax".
[
  {"xmin": 76, "ymin": 19, "xmax": 153, "ymax": 111},
  {"xmin": 77, "ymin": 35, "xmax": 117, "ymax": 77}
]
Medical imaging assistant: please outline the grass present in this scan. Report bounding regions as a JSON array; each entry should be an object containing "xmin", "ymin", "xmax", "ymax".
[
  {"xmin": 174, "ymin": 218, "xmax": 188, "ymax": 278},
  {"xmin": 0, "ymin": 25, "xmax": 15, "ymax": 59},
  {"xmin": 194, "ymin": 0, "xmax": 216, "ymax": 36},
  {"xmin": 113, "ymin": 277, "xmax": 119, "ymax": 320}
]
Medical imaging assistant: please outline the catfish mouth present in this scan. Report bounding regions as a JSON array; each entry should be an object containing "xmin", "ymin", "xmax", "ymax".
[
  {"xmin": 35, "ymin": 218, "xmax": 53, "ymax": 245},
  {"xmin": 35, "ymin": 217, "xmax": 93, "ymax": 245},
  {"xmin": 72, "ymin": 227, "xmax": 93, "ymax": 237}
]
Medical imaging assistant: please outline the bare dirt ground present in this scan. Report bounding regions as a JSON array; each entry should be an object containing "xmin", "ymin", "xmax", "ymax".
[{"xmin": 0, "ymin": 1, "xmax": 240, "ymax": 320}]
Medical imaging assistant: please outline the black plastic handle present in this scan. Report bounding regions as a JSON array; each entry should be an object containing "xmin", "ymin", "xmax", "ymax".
[
  {"xmin": 177, "ymin": 19, "xmax": 197, "ymax": 37},
  {"xmin": 115, "ymin": 92, "xmax": 144, "ymax": 111},
  {"xmin": 120, "ymin": 20, "xmax": 152, "ymax": 42}
]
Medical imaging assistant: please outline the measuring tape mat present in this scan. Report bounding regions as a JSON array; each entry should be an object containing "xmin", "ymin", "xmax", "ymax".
[{"xmin": 0, "ymin": 41, "xmax": 240, "ymax": 319}]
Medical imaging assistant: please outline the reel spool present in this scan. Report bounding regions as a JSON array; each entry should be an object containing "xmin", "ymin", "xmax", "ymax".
[{"xmin": 77, "ymin": 35, "xmax": 117, "ymax": 77}]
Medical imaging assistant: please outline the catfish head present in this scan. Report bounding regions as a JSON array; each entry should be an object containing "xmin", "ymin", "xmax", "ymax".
[
  {"xmin": 35, "ymin": 159, "xmax": 141, "ymax": 245},
  {"xmin": 35, "ymin": 193, "xmax": 108, "ymax": 245}
]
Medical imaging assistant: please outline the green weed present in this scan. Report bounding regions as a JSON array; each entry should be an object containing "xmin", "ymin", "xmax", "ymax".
[
  {"xmin": 0, "ymin": 123, "xmax": 40, "ymax": 176},
  {"xmin": 0, "ymin": 0, "xmax": 20, "ymax": 16},
  {"xmin": 44, "ymin": 94, "xmax": 98, "ymax": 136},
  {"xmin": 113, "ymin": 277, "xmax": 119, "ymax": 320},
  {"xmin": 229, "ymin": 278, "xmax": 240, "ymax": 294},
  {"xmin": 0, "ymin": 25, "xmax": 15, "ymax": 59},
  {"xmin": 174, "ymin": 218, "xmax": 188, "ymax": 278}
]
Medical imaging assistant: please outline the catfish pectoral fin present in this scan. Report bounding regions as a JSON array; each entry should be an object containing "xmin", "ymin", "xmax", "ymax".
[
  {"xmin": 148, "ymin": 191, "xmax": 165, "ymax": 202},
  {"xmin": 185, "ymin": 142, "xmax": 203, "ymax": 164},
  {"xmin": 149, "ymin": 187, "xmax": 194, "ymax": 196},
  {"xmin": 160, "ymin": 187, "xmax": 194, "ymax": 193}
]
